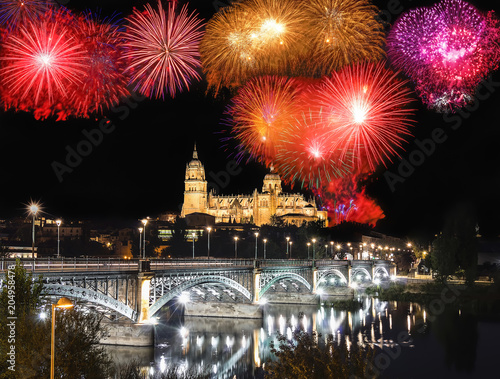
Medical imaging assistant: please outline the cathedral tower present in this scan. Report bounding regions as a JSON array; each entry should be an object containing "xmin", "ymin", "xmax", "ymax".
[{"xmin": 180, "ymin": 144, "xmax": 208, "ymax": 217}]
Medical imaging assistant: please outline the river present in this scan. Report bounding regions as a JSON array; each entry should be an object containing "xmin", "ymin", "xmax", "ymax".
[{"xmin": 106, "ymin": 297, "xmax": 500, "ymax": 378}]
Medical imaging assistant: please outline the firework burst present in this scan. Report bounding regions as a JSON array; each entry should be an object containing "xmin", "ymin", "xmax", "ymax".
[
  {"xmin": 274, "ymin": 109, "xmax": 353, "ymax": 188},
  {"xmin": 303, "ymin": 0, "xmax": 385, "ymax": 76},
  {"xmin": 0, "ymin": 0, "xmax": 56, "ymax": 29},
  {"xmin": 0, "ymin": 8, "xmax": 86, "ymax": 119},
  {"xmin": 66, "ymin": 12, "xmax": 130, "ymax": 118},
  {"xmin": 315, "ymin": 61, "xmax": 415, "ymax": 171},
  {"xmin": 227, "ymin": 75, "xmax": 304, "ymax": 164},
  {"xmin": 387, "ymin": 0, "xmax": 500, "ymax": 111},
  {"xmin": 123, "ymin": 1, "xmax": 204, "ymax": 98}
]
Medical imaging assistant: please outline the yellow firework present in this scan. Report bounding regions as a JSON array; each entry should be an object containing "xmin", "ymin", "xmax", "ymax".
[{"xmin": 303, "ymin": 0, "xmax": 386, "ymax": 75}]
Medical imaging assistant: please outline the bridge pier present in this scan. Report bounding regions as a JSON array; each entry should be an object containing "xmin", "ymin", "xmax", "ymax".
[{"xmin": 137, "ymin": 271, "xmax": 154, "ymax": 323}]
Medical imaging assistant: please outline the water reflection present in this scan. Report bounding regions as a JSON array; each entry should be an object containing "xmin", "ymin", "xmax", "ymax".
[{"xmin": 112, "ymin": 298, "xmax": 499, "ymax": 378}]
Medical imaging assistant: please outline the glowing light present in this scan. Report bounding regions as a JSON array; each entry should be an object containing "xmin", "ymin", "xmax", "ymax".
[{"xmin": 178, "ymin": 291, "xmax": 190, "ymax": 304}]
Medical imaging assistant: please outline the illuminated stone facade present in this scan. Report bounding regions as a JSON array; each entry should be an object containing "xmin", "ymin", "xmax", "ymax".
[{"xmin": 180, "ymin": 146, "xmax": 328, "ymax": 226}]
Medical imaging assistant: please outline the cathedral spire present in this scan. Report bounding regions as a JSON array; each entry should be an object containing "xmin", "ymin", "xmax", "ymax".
[{"xmin": 193, "ymin": 142, "xmax": 198, "ymax": 160}]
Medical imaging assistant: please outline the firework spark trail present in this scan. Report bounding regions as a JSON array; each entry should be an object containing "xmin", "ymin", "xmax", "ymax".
[
  {"xmin": 388, "ymin": 0, "xmax": 500, "ymax": 111},
  {"xmin": 0, "ymin": 8, "xmax": 86, "ymax": 119},
  {"xmin": 123, "ymin": 1, "xmax": 204, "ymax": 98},
  {"xmin": 315, "ymin": 61, "xmax": 415, "ymax": 171}
]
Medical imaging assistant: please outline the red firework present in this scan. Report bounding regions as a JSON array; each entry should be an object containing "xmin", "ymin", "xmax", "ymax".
[
  {"xmin": 315, "ymin": 171, "xmax": 385, "ymax": 226},
  {"xmin": 66, "ymin": 12, "xmax": 130, "ymax": 119},
  {"xmin": 274, "ymin": 109, "xmax": 353, "ymax": 188},
  {"xmin": 0, "ymin": 8, "xmax": 86, "ymax": 119},
  {"xmin": 315, "ymin": 61, "xmax": 415, "ymax": 171},
  {"xmin": 123, "ymin": 1, "xmax": 204, "ymax": 98},
  {"xmin": 227, "ymin": 75, "xmax": 304, "ymax": 164}
]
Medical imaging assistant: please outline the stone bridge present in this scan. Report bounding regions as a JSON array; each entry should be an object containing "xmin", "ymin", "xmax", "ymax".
[{"xmin": 0, "ymin": 258, "xmax": 396, "ymax": 323}]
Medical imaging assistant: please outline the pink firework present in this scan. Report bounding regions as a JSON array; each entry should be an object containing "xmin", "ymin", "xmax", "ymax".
[
  {"xmin": 274, "ymin": 109, "xmax": 353, "ymax": 188},
  {"xmin": 123, "ymin": 1, "xmax": 204, "ymax": 98},
  {"xmin": 66, "ymin": 12, "xmax": 130, "ymax": 119},
  {"xmin": 314, "ymin": 61, "xmax": 415, "ymax": 171},
  {"xmin": 0, "ymin": 8, "xmax": 86, "ymax": 119},
  {"xmin": 388, "ymin": 0, "xmax": 500, "ymax": 111},
  {"xmin": 227, "ymin": 76, "xmax": 305, "ymax": 165}
]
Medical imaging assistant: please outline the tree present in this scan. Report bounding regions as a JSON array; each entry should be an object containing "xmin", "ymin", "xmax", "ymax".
[
  {"xmin": 266, "ymin": 329, "xmax": 375, "ymax": 379},
  {"xmin": 431, "ymin": 204, "xmax": 478, "ymax": 285},
  {"xmin": 0, "ymin": 260, "xmax": 112, "ymax": 378}
]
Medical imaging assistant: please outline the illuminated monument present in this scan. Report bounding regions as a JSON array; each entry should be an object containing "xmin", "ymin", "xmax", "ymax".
[{"xmin": 180, "ymin": 145, "xmax": 328, "ymax": 226}]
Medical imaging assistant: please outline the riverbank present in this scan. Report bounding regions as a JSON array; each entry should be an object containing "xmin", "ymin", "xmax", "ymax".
[{"xmin": 364, "ymin": 280, "xmax": 500, "ymax": 315}]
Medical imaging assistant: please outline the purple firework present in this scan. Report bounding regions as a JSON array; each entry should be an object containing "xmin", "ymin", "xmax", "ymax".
[{"xmin": 387, "ymin": 0, "xmax": 500, "ymax": 112}]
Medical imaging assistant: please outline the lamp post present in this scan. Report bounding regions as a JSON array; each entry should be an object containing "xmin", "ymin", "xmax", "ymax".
[
  {"xmin": 289, "ymin": 241, "xmax": 292, "ymax": 259},
  {"xmin": 254, "ymin": 232, "xmax": 259, "ymax": 260},
  {"xmin": 263, "ymin": 239, "xmax": 267, "ymax": 260},
  {"xmin": 307, "ymin": 242, "xmax": 311, "ymax": 259},
  {"xmin": 330, "ymin": 241, "xmax": 334, "ymax": 257},
  {"xmin": 28, "ymin": 202, "xmax": 40, "ymax": 259},
  {"xmin": 141, "ymin": 218, "xmax": 148, "ymax": 259},
  {"xmin": 56, "ymin": 219, "xmax": 62, "ymax": 258},
  {"xmin": 51, "ymin": 297, "xmax": 74, "ymax": 379},
  {"xmin": 206, "ymin": 227, "xmax": 212, "ymax": 259},
  {"xmin": 286, "ymin": 236, "xmax": 290, "ymax": 257},
  {"xmin": 192, "ymin": 232, "xmax": 196, "ymax": 259},
  {"xmin": 138, "ymin": 228, "xmax": 143, "ymax": 258},
  {"xmin": 312, "ymin": 238, "xmax": 316, "ymax": 265},
  {"xmin": 234, "ymin": 236, "xmax": 238, "ymax": 258}
]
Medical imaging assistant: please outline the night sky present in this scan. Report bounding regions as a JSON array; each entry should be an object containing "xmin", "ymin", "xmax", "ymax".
[{"xmin": 1, "ymin": 0, "xmax": 499, "ymax": 241}]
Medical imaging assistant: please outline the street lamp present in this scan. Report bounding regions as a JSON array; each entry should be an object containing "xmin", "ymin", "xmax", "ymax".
[
  {"xmin": 289, "ymin": 241, "xmax": 293, "ymax": 259},
  {"xmin": 286, "ymin": 236, "xmax": 290, "ymax": 257},
  {"xmin": 192, "ymin": 232, "xmax": 196, "ymax": 259},
  {"xmin": 206, "ymin": 227, "xmax": 212, "ymax": 259},
  {"xmin": 141, "ymin": 218, "xmax": 149, "ymax": 259},
  {"xmin": 234, "ymin": 236, "xmax": 239, "ymax": 258},
  {"xmin": 254, "ymin": 232, "xmax": 259, "ymax": 260},
  {"xmin": 28, "ymin": 202, "xmax": 40, "ymax": 259},
  {"xmin": 307, "ymin": 242, "xmax": 311, "ymax": 259},
  {"xmin": 138, "ymin": 227, "xmax": 143, "ymax": 258},
  {"xmin": 51, "ymin": 297, "xmax": 74, "ymax": 379},
  {"xmin": 56, "ymin": 219, "xmax": 62, "ymax": 258},
  {"xmin": 312, "ymin": 238, "xmax": 316, "ymax": 265},
  {"xmin": 263, "ymin": 239, "xmax": 267, "ymax": 260},
  {"xmin": 330, "ymin": 241, "xmax": 334, "ymax": 257}
]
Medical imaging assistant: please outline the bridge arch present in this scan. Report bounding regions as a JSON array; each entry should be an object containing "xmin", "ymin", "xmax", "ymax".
[
  {"xmin": 317, "ymin": 269, "xmax": 348, "ymax": 288},
  {"xmin": 374, "ymin": 266, "xmax": 389, "ymax": 279},
  {"xmin": 149, "ymin": 275, "xmax": 252, "ymax": 317},
  {"xmin": 259, "ymin": 273, "xmax": 311, "ymax": 298},
  {"xmin": 351, "ymin": 267, "xmax": 371, "ymax": 282},
  {"xmin": 43, "ymin": 284, "xmax": 137, "ymax": 321}
]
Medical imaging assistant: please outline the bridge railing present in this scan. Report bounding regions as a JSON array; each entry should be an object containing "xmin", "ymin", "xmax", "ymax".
[
  {"xmin": 149, "ymin": 258, "xmax": 256, "ymax": 270},
  {"xmin": 0, "ymin": 257, "xmax": 139, "ymax": 273}
]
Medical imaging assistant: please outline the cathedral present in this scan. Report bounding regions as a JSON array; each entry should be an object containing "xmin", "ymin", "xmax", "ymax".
[{"xmin": 180, "ymin": 146, "xmax": 328, "ymax": 227}]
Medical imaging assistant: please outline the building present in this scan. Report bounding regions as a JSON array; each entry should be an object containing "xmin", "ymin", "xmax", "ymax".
[{"xmin": 180, "ymin": 145, "xmax": 328, "ymax": 227}]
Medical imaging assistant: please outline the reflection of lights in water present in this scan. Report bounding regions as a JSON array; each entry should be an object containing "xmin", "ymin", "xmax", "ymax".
[
  {"xmin": 379, "ymin": 318, "xmax": 383, "ymax": 335},
  {"xmin": 348, "ymin": 311, "xmax": 352, "ymax": 331},
  {"xmin": 279, "ymin": 315, "xmax": 285, "ymax": 334},
  {"xmin": 371, "ymin": 324, "xmax": 375, "ymax": 342},
  {"xmin": 389, "ymin": 314, "xmax": 392, "ymax": 330},
  {"xmin": 211, "ymin": 336, "xmax": 218, "ymax": 348},
  {"xmin": 358, "ymin": 331, "xmax": 365, "ymax": 347},
  {"xmin": 242, "ymin": 335, "xmax": 247, "ymax": 348},
  {"xmin": 345, "ymin": 335, "xmax": 351, "ymax": 351},
  {"xmin": 212, "ymin": 364, "xmax": 217, "ymax": 374},
  {"xmin": 407, "ymin": 314, "xmax": 411, "ymax": 333},
  {"xmin": 260, "ymin": 328, "xmax": 266, "ymax": 343},
  {"xmin": 409, "ymin": 303, "xmax": 413, "ymax": 313},
  {"xmin": 226, "ymin": 335, "xmax": 234, "ymax": 348},
  {"xmin": 160, "ymin": 356, "xmax": 166, "ymax": 373},
  {"xmin": 196, "ymin": 335, "xmax": 204, "ymax": 348},
  {"xmin": 150, "ymin": 366, "xmax": 155, "ymax": 376},
  {"xmin": 423, "ymin": 310, "xmax": 426, "ymax": 323},
  {"xmin": 286, "ymin": 327, "xmax": 292, "ymax": 340},
  {"xmin": 291, "ymin": 315, "xmax": 297, "ymax": 329},
  {"xmin": 180, "ymin": 327, "xmax": 189, "ymax": 338},
  {"xmin": 302, "ymin": 315, "xmax": 308, "ymax": 330},
  {"xmin": 267, "ymin": 315, "xmax": 274, "ymax": 336}
]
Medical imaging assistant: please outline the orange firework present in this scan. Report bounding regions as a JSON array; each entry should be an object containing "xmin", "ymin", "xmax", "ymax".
[
  {"xmin": 303, "ymin": 0, "xmax": 386, "ymax": 76},
  {"xmin": 227, "ymin": 75, "xmax": 304, "ymax": 164}
]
